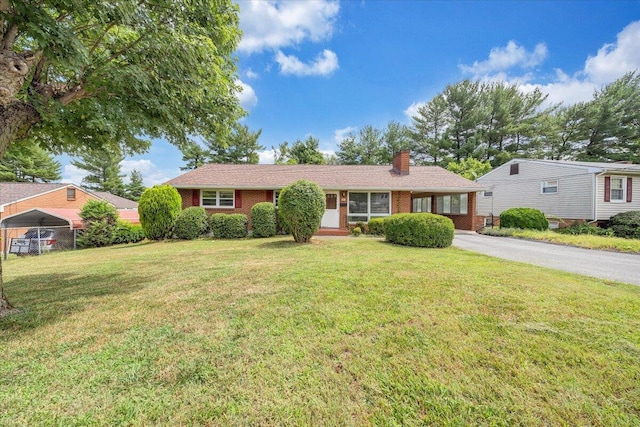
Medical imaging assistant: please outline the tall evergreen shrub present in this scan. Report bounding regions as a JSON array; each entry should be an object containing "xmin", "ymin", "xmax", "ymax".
[
  {"xmin": 278, "ymin": 180, "xmax": 325, "ymax": 243},
  {"xmin": 138, "ymin": 185, "xmax": 182, "ymax": 240}
]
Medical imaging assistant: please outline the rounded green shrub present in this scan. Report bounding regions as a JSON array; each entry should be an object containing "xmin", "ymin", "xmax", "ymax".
[
  {"xmin": 78, "ymin": 200, "xmax": 119, "ymax": 248},
  {"xmin": 383, "ymin": 213, "xmax": 454, "ymax": 248},
  {"xmin": 609, "ymin": 211, "xmax": 640, "ymax": 239},
  {"xmin": 113, "ymin": 220, "xmax": 145, "ymax": 244},
  {"xmin": 368, "ymin": 218, "xmax": 385, "ymax": 236},
  {"xmin": 500, "ymin": 207, "xmax": 549, "ymax": 230},
  {"xmin": 174, "ymin": 207, "xmax": 209, "ymax": 240},
  {"xmin": 278, "ymin": 180, "xmax": 326, "ymax": 243},
  {"xmin": 351, "ymin": 226, "xmax": 362, "ymax": 237},
  {"xmin": 138, "ymin": 185, "xmax": 182, "ymax": 240},
  {"xmin": 251, "ymin": 202, "xmax": 277, "ymax": 238},
  {"xmin": 210, "ymin": 213, "xmax": 248, "ymax": 239}
]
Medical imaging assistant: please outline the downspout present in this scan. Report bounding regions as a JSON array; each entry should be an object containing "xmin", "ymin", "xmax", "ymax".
[{"xmin": 590, "ymin": 172, "xmax": 605, "ymax": 224}]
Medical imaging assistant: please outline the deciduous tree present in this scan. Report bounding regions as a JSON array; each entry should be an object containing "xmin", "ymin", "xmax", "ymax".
[{"xmin": 0, "ymin": 0, "xmax": 243, "ymax": 314}]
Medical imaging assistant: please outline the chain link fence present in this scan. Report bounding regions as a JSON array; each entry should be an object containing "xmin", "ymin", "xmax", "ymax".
[{"xmin": 3, "ymin": 226, "xmax": 77, "ymax": 257}]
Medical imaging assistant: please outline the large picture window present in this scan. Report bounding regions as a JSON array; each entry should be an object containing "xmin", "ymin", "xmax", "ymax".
[
  {"xmin": 202, "ymin": 190, "xmax": 234, "ymax": 208},
  {"xmin": 412, "ymin": 197, "xmax": 431, "ymax": 213},
  {"xmin": 348, "ymin": 192, "xmax": 390, "ymax": 222},
  {"xmin": 435, "ymin": 194, "xmax": 468, "ymax": 215}
]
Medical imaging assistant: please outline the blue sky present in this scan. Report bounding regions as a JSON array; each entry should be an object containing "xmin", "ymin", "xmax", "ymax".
[{"xmin": 60, "ymin": 0, "xmax": 640, "ymax": 186}]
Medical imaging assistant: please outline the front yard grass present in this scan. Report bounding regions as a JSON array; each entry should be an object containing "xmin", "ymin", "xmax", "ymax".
[
  {"xmin": 2, "ymin": 237, "xmax": 640, "ymax": 425},
  {"xmin": 483, "ymin": 227, "xmax": 640, "ymax": 253}
]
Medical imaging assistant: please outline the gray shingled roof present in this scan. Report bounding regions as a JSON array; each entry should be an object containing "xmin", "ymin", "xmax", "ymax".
[
  {"xmin": 0, "ymin": 182, "xmax": 69, "ymax": 206},
  {"xmin": 92, "ymin": 191, "xmax": 138, "ymax": 209},
  {"xmin": 165, "ymin": 164, "xmax": 485, "ymax": 192}
]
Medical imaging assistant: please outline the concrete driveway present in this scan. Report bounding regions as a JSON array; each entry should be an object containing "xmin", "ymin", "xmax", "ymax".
[{"xmin": 453, "ymin": 232, "xmax": 640, "ymax": 286}]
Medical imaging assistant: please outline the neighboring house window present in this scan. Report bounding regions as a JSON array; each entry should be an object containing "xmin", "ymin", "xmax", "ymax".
[
  {"xmin": 610, "ymin": 177, "xmax": 625, "ymax": 202},
  {"xmin": 67, "ymin": 188, "xmax": 76, "ymax": 201},
  {"xmin": 201, "ymin": 190, "xmax": 234, "ymax": 208},
  {"xmin": 273, "ymin": 191, "xmax": 280, "ymax": 207},
  {"xmin": 348, "ymin": 192, "xmax": 390, "ymax": 222},
  {"xmin": 412, "ymin": 197, "xmax": 431, "ymax": 213},
  {"xmin": 541, "ymin": 180, "xmax": 558, "ymax": 194},
  {"xmin": 483, "ymin": 190, "xmax": 493, "ymax": 197},
  {"xmin": 548, "ymin": 220, "xmax": 560, "ymax": 229},
  {"xmin": 510, "ymin": 163, "xmax": 519, "ymax": 175},
  {"xmin": 436, "ymin": 194, "xmax": 468, "ymax": 215}
]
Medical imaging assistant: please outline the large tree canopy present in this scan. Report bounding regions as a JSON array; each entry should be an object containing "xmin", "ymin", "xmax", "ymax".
[
  {"xmin": 0, "ymin": 0, "xmax": 242, "ymax": 314},
  {"xmin": 0, "ymin": 0, "xmax": 243, "ymax": 159}
]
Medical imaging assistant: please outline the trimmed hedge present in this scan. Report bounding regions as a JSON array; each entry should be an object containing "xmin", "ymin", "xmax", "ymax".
[
  {"xmin": 383, "ymin": 213, "xmax": 454, "ymax": 248},
  {"xmin": 609, "ymin": 211, "xmax": 640, "ymax": 239},
  {"xmin": 113, "ymin": 221, "xmax": 145, "ymax": 244},
  {"xmin": 368, "ymin": 218, "xmax": 385, "ymax": 236},
  {"xmin": 251, "ymin": 202, "xmax": 277, "ymax": 238},
  {"xmin": 210, "ymin": 213, "xmax": 248, "ymax": 239},
  {"xmin": 500, "ymin": 207, "xmax": 549, "ymax": 230},
  {"xmin": 278, "ymin": 180, "xmax": 325, "ymax": 243},
  {"xmin": 138, "ymin": 185, "xmax": 182, "ymax": 240},
  {"xmin": 174, "ymin": 207, "xmax": 209, "ymax": 240}
]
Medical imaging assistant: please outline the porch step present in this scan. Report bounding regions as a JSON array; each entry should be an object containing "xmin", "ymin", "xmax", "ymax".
[{"xmin": 315, "ymin": 228, "xmax": 350, "ymax": 237}]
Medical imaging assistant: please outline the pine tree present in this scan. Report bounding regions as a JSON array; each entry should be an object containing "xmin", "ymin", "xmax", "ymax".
[
  {"xmin": 72, "ymin": 148, "xmax": 126, "ymax": 196},
  {"xmin": 126, "ymin": 170, "xmax": 146, "ymax": 201},
  {"xmin": 0, "ymin": 143, "xmax": 61, "ymax": 182}
]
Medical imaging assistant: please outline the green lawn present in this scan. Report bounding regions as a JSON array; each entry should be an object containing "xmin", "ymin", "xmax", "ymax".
[
  {"xmin": 2, "ymin": 237, "xmax": 640, "ymax": 426},
  {"xmin": 482, "ymin": 227, "xmax": 640, "ymax": 253}
]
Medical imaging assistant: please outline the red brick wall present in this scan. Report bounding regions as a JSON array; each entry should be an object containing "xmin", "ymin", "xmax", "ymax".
[
  {"xmin": 178, "ymin": 189, "xmax": 273, "ymax": 229},
  {"xmin": 442, "ymin": 192, "xmax": 477, "ymax": 231},
  {"xmin": 0, "ymin": 187, "xmax": 97, "ymax": 221}
]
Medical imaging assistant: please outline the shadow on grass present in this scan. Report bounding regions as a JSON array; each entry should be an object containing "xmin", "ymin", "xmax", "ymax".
[{"xmin": 0, "ymin": 270, "xmax": 150, "ymax": 334}]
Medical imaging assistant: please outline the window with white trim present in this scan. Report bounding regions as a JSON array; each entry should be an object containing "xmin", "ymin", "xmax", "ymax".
[
  {"xmin": 610, "ymin": 177, "xmax": 625, "ymax": 202},
  {"xmin": 273, "ymin": 191, "xmax": 280, "ymax": 207},
  {"xmin": 348, "ymin": 192, "xmax": 390, "ymax": 222},
  {"xmin": 202, "ymin": 190, "xmax": 234, "ymax": 208},
  {"xmin": 541, "ymin": 180, "xmax": 558, "ymax": 194},
  {"xmin": 483, "ymin": 190, "xmax": 493, "ymax": 197},
  {"xmin": 435, "ymin": 194, "xmax": 468, "ymax": 215},
  {"xmin": 412, "ymin": 196, "xmax": 431, "ymax": 213}
]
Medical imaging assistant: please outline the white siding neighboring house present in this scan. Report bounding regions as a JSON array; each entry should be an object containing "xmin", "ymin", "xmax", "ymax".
[{"xmin": 476, "ymin": 159, "xmax": 640, "ymax": 227}]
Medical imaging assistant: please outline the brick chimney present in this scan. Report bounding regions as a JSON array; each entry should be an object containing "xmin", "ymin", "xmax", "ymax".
[{"xmin": 392, "ymin": 150, "xmax": 410, "ymax": 175}]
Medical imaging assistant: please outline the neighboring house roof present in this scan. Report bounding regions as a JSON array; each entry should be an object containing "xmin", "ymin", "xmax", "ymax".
[
  {"xmin": 92, "ymin": 191, "xmax": 138, "ymax": 209},
  {"xmin": 166, "ymin": 164, "xmax": 484, "ymax": 192},
  {"xmin": 0, "ymin": 182, "xmax": 138, "ymax": 209},
  {"xmin": 0, "ymin": 182, "xmax": 70, "ymax": 207},
  {"xmin": 0, "ymin": 207, "xmax": 140, "ymax": 229},
  {"xmin": 478, "ymin": 159, "xmax": 640, "ymax": 181}
]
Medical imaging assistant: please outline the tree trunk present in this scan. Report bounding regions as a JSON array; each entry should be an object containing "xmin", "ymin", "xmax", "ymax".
[
  {"xmin": 0, "ymin": 101, "xmax": 40, "ymax": 160},
  {"xmin": 0, "ymin": 102, "xmax": 39, "ymax": 316}
]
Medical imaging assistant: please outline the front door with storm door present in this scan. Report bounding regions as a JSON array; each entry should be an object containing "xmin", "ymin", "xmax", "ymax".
[{"xmin": 321, "ymin": 192, "xmax": 340, "ymax": 228}]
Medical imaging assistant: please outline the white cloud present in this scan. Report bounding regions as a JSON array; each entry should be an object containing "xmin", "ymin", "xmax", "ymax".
[
  {"xmin": 245, "ymin": 69, "xmax": 259, "ymax": 79},
  {"xmin": 275, "ymin": 49, "xmax": 339, "ymax": 76},
  {"xmin": 238, "ymin": 0, "xmax": 339, "ymax": 54},
  {"xmin": 584, "ymin": 20, "xmax": 640, "ymax": 85},
  {"xmin": 258, "ymin": 149, "xmax": 275, "ymax": 164},
  {"xmin": 62, "ymin": 164, "xmax": 88, "ymax": 186},
  {"xmin": 460, "ymin": 41, "xmax": 548, "ymax": 76},
  {"xmin": 403, "ymin": 102, "xmax": 426, "ymax": 120},
  {"xmin": 406, "ymin": 20, "xmax": 640, "ymax": 113},
  {"xmin": 333, "ymin": 126, "xmax": 356, "ymax": 143},
  {"xmin": 120, "ymin": 159, "xmax": 173, "ymax": 187},
  {"xmin": 235, "ymin": 79, "xmax": 258, "ymax": 108}
]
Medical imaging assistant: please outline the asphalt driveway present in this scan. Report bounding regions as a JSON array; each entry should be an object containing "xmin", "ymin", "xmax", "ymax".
[{"xmin": 453, "ymin": 232, "xmax": 640, "ymax": 286}]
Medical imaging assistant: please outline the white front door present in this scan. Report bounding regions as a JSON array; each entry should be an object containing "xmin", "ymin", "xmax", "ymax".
[{"xmin": 321, "ymin": 192, "xmax": 340, "ymax": 228}]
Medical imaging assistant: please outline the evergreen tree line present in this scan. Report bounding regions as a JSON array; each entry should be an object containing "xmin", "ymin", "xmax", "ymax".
[{"xmin": 180, "ymin": 72, "xmax": 640, "ymax": 172}]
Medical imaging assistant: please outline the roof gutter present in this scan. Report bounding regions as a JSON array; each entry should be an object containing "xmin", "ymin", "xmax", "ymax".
[{"xmin": 169, "ymin": 184, "xmax": 486, "ymax": 192}]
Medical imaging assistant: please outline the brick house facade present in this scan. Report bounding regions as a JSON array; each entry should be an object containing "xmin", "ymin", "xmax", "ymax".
[{"xmin": 167, "ymin": 151, "xmax": 484, "ymax": 232}]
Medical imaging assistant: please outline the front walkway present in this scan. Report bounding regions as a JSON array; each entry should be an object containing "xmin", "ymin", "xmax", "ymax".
[{"xmin": 453, "ymin": 232, "xmax": 640, "ymax": 286}]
